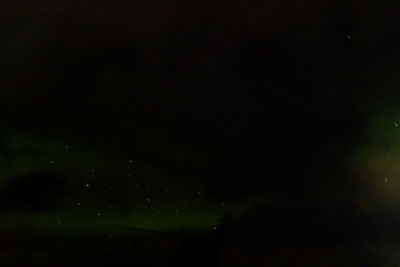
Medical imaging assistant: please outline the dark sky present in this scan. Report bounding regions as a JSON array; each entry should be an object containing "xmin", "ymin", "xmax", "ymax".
[{"xmin": 2, "ymin": 1, "xmax": 400, "ymax": 266}]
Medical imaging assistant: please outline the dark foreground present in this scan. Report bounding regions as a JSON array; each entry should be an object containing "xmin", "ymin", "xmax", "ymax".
[{"xmin": 2, "ymin": 215, "xmax": 400, "ymax": 267}]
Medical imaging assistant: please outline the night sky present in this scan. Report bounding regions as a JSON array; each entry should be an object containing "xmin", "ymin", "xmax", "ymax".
[{"xmin": 2, "ymin": 1, "xmax": 400, "ymax": 266}]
